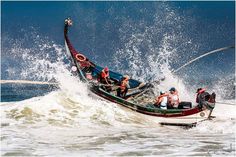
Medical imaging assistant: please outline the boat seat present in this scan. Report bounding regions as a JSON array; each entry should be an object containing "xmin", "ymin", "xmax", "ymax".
[{"xmin": 178, "ymin": 102, "xmax": 192, "ymax": 109}]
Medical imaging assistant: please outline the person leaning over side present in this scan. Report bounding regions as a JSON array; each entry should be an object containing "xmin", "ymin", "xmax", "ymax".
[{"xmin": 195, "ymin": 88, "xmax": 214, "ymax": 108}]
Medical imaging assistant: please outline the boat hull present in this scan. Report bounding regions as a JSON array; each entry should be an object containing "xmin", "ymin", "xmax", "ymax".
[
  {"xmin": 89, "ymin": 86, "xmax": 214, "ymax": 125},
  {"xmin": 63, "ymin": 18, "xmax": 215, "ymax": 126}
]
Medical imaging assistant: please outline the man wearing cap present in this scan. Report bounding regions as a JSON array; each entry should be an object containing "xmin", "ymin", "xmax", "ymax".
[{"xmin": 167, "ymin": 87, "xmax": 180, "ymax": 109}]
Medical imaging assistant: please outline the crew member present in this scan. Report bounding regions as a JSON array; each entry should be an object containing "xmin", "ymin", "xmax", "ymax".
[
  {"xmin": 168, "ymin": 87, "xmax": 180, "ymax": 109},
  {"xmin": 99, "ymin": 67, "xmax": 111, "ymax": 85},
  {"xmin": 155, "ymin": 91, "xmax": 169, "ymax": 110},
  {"xmin": 98, "ymin": 67, "xmax": 112, "ymax": 92},
  {"xmin": 196, "ymin": 88, "xmax": 216, "ymax": 108},
  {"xmin": 196, "ymin": 88, "xmax": 208, "ymax": 102},
  {"xmin": 117, "ymin": 75, "xmax": 130, "ymax": 98}
]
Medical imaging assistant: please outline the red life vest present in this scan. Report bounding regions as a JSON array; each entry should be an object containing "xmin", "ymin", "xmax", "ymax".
[
  {"xmin": 101, "ymin": 70, "xmax": 109, "ymax": 79},
  {"xmin": 196, "ymin": 88, "xmax": 206, "ymax": 103}
]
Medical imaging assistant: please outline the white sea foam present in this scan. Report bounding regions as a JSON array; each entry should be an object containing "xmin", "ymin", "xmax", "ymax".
[{"xmin": 1, "ymin": 3, "xmax": 235, "ymax": 156}]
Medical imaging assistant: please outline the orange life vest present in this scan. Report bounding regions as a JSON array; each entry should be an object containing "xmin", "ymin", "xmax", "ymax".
[
  {"xmin": 156, "ymin": 93, "xmax": 169, "ymax": 105},
  {"xmin": 120, "ymin": 79, "xmax": 129, "ymax": 91}
]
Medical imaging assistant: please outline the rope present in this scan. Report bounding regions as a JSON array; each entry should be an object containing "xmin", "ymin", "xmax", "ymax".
[{"xmin": 172, "ymin": 45, "xmax": 235, "ymax": 73}]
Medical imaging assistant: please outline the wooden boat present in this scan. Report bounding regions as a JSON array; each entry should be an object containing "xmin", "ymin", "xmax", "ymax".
[{"xmin": 64, "ymin": 18, "xmax": 215, "ymax": 126}]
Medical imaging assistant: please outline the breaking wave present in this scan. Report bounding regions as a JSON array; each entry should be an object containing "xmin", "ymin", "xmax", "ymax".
[
  {"xmin": 1, "ymin": 3, "xmax": 235, "ymax": 156},
  {"xmin": 1, "ymin": 2, "xmax": 235, "ymax": 127}
]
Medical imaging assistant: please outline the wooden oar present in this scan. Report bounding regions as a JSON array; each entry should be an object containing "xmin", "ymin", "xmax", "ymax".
[
  {"xmin": 126, "ymin": 88, "xmax": 149, "ymax": 100},
  {"xmin": 102, "ymin": 82, "xmax": 147, "ymax": 92}
]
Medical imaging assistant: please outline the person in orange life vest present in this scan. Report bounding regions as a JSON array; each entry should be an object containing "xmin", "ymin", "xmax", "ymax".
[
  {"xmin": 154, "ymin": 91, "xmax": 169, "ymax": 109},
  {"xmin": 99, "ymin": 67, "xmax": 111, "ymax": 85},
  {"xmin": 196, "ymin": 88, "xmax": 212, "ymax": 108},
  {"xmin": 167, "ymin": 87, "xmax": 179, "ymax": 109},
  {"xmin": 117, "ymin": 75, "xmax": 130, "ymax": 98}
]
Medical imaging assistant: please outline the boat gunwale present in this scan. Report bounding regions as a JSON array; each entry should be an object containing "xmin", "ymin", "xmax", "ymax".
[{"xmin": 90, "ymin": 85, "xmax": 206, "ymax": 118}]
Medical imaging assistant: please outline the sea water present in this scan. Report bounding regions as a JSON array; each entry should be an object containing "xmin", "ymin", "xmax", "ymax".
[
  {"xmin": 1, "ymin": 81, "xmax": 235, "ymax": 156},
  {"xmin": 1, "ymin": 1, "xmax": 235, "ymax": 156}
]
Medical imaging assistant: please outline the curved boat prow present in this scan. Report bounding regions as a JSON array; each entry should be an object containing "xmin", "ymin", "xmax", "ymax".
[
  {"xmin": 64, "ymin": 18, "xmax": 79, "ymax": 59},
  {"xmin": 65, "ymin": 18, "xmax": 73, "ymax": 26},
  {"xmin": 64, "ymin": 18, "xmax": 143, "ymax": 88},
  {"xmin": 64, "ymin": 18, "xmax": 93, "ymax": 82}
]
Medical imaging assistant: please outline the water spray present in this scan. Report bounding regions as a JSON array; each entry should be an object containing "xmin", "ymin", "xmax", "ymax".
[{"xmin": 1, "ymin": 46, "xmax": 234, "ymax": 92}]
